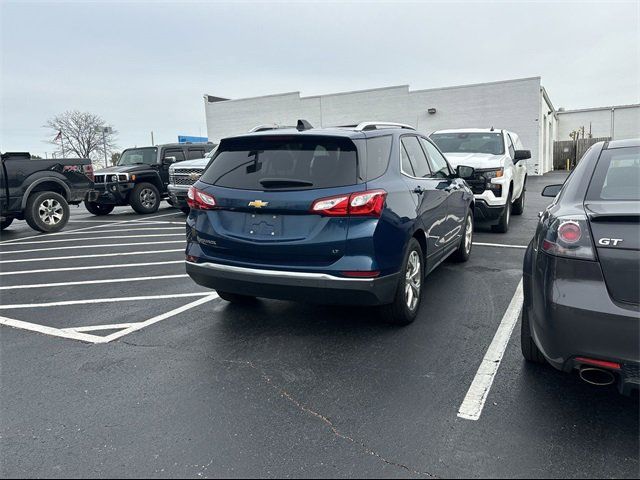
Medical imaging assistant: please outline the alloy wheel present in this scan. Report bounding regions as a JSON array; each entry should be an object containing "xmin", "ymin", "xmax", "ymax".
[
  {"xmin": 464, "ymin": 214, "xmax": 473, "ymax": 254},
  {"xmin": 140, "ymin": 188, "xmax": 157, "ymax": 209},
  {"xmin": 405, "ymin": 250, "xmax": 421, "ymax": 311},
  {"xmin": 38, "ymin": 199, "xmax": 64, "ymax": 225}
]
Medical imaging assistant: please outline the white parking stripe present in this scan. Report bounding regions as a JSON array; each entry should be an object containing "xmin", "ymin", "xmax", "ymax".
[
  {"xmin": 62, "ymin": 323, "xmax": 139, "ymax": 333},
  {"xmin": 0, "ymin": 274, "xmax": 189, "ymax": 290},
  {"xmin": 0, "ymin": 211, "xmax": 181, "ymax": 245},
  {"xmin": 1, "ymin": 240, "xmax": 185, "ymax": 255},
  {"xmin": 0, "ymin": 249, "xmax": 184, "ymax": 264},
  {"xmin": 0, "ymin": 260, "xmax": 184, "ymax": 276},
  {"xmin": 0, "ymin": 315, "xmax": 105, "ymax": 343},
  {"xmin": 457, "ymin": 279, "xmax": 524, "ymax": 421},
  {"xmin": 0, "ymin": 292, "xmax": 211, "ymax": 310},
  {"xmin": 6, "ymin": 233, "xmax": 184, "ymax": 245},
  {"xmin": 473, "ymin": 242, "xmax": 527, "ymax": 249},
  {"xmin": 37, "ymin": 227, "xmax": 184, "ymax": 235}
]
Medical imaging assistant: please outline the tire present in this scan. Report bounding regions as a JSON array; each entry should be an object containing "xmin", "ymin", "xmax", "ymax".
[
  {"xmin": 180, "ymin": 206, "xmax": 190, "ymax": 215},
  {"xmin": 216, "ymin": 291, "xmax": 256, "ymax": 304},
  {"xmin": 85, "ymin": 201, "xmax": 115, "ymax": 216},
  {"xmin": 450, "ymin": 209, "xmax": 474, "ymax": 262},
  {"xmin": 380, "ymin": 237, "xmax": 424, "ymax": 326},
  {"xmin": 491, "ymin": 190, "xmax": 512, "ymax": 233},
  {"xmin": 1, "ymin": 217, "xmax": 13, "ymax": 231},
  {"xmin": 129, "ymin": 182, "xmax": 160, "ymax": 214},
  {"xmin": 521, "ymin": 307, "xmax": 546, "ymax": 364},
  {"xmin": 512, "ymin": 181, "xmax": 526, "ymax": 216},
  {"xmin": 24, "ymin": 191, "xmax": 70, "ymax": 233}
]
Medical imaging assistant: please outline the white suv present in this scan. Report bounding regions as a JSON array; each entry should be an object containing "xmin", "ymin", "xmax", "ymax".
[{"xmin": 430, "ymin": 128, "xmax": 530, "ymax": 233}]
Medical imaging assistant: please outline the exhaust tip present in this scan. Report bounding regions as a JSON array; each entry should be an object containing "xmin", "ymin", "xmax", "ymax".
[{"xmin": 579, "ymin": 367, "xmax": 616, "ymax": 386}]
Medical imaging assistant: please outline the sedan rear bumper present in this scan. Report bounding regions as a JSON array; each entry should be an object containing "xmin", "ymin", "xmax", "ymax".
[{"xmin": 186, "ymin": 260, "xmax": 399, "ymax": 306}]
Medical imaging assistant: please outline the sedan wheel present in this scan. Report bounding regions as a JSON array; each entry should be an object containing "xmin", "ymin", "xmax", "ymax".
[{"xmin": 405, "ymin": 250, "xmax": 422, "ymax": 311}]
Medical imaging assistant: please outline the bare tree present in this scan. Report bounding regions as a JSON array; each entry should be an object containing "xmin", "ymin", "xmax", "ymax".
[{"xmin": 45, "ymin": 111, "xmax": 118, "ymax": 163}]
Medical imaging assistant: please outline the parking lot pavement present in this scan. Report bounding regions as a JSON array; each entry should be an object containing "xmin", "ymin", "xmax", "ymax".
[{"xmin": 1, "ymin": 176, "xmax": 638, "ymax": 478}]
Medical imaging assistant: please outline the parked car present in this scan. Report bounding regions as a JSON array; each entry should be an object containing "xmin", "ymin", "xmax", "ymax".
[
  {"xmin": 86, "ymin": 142, "xmax": 215, "ymax": 215},
  {"xmin": 185, "ymin": 121, "xmax": 476, "ymax": 325},
  {"xmin": 430, "ymin": 128, "xmax": 530, "ymax": 233},
  {"xmin": 0, "ymin": 152, "xmax": 97, "ymax": 233},
  {"xmin": 522, "ymin": 139, "xmax": 639, "ymax": 395},
  {"xmin": 168, "ymin": 146, "xmax": 217, "ymax": 214}
]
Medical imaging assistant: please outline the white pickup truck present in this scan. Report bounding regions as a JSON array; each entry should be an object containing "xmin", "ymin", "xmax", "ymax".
[{"xmin": 430, "ymin": 128, "xmax": 530, "ymax": 233}]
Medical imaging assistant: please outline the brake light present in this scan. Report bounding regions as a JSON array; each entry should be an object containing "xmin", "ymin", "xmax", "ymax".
[
  {"xmin": 540, "ymin": 215, "xmax": 595, "ymax": 260},
  {"xmin": 83, "ymin": 164, "xmax": 94, "ymax": 182},
  {"xmin": 311, "ymin": 189, "xmax": 387, "ymax": 217},
  {"xmin": 187, "ymin": 186, "xmax": 216, "ymax": 210}
]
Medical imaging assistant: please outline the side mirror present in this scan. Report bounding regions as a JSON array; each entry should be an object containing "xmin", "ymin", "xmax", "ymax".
[
  {"xmin": 542, "ymin": 184, "xmax": 563, "ymax": 197},
  {"xmin": 514, "ymin": 150, "xmax": 531, "ymax": 162},
  {"xmin": 163, "ymin": 156, "xmax": 177, "ymax": 165},
  {"xmin": 456, "ymin": 165, "xmax": 475, "ymax": 179}
]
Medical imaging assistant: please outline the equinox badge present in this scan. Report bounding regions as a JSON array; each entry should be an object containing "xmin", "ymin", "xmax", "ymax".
[{"xmin": 248, "ymin": 200, "xmax": 269, "ymax": 208}]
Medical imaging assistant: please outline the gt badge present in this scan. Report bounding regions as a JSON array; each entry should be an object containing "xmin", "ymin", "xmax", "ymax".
[{"xmin": 248, "ymin": 200, "xmax": 269, "ymax": 208}]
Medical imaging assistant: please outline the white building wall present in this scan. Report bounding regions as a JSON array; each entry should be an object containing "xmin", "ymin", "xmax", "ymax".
[
  {"xmin": 205, "ymin": 77, "xmax": 552, "ymax": 174},
  {"xmin": 557, "ymin": 104, "xmax": 640, "ymax": 141}
]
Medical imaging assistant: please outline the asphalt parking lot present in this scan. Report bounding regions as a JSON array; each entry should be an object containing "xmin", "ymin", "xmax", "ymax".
[{"xmin": 1, "ymin": 171, "xmax": 638, "ymax": 478}]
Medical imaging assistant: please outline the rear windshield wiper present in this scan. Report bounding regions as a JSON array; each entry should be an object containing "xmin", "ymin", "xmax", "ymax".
[{"xmin": 259, "ymin": 178, "xmax": 314, "ymax": 188}]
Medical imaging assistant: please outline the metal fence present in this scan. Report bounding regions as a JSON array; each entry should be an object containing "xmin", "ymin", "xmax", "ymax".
[{"xmin": 553, "ymin": 137, "xmax": 610, "ymax": 170}]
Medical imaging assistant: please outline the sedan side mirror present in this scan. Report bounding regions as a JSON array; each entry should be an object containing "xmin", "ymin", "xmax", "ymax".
[
  {"xmin": 456, "ymin": 165, "xmax": 475, "ymax": 179},
  {"xmin": 514, "ymin": 150, "xmax": 531, "ymax": 162},
  {"xmin": 542, "ymin": 184, "xmax": 563, "ymax": 197},
  {"xmin": 163, "ymin": 156, "xmax": 177, "ymax": 165}
]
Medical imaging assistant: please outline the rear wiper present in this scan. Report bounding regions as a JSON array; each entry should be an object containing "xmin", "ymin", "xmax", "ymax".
[{"xmin": 259, "ymin": 178, "xmax": 314, "ymax": 188}]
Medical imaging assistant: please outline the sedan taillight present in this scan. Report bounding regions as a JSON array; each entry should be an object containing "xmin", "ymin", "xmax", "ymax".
[
  {"xmin": 187, "ymin": 186, "xmax": 216, "ymax": 210},
  {"xmin": 311, "ymin": 189, "xmax": 387, "ymax": 217},
  {"xmin": 541, "ymin": 215, "xmax": 595, "ymax": 260}
]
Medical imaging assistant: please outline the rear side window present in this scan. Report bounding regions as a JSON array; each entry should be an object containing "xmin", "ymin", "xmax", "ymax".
[
  {"xmin": 200, "ymin": 136, "xmax": 358, "ymax": 190},
  {"xmin": 187, "ymin": 148, "xmax": 205, "ymax": 159},
  {"xmin": 401, "ymin": 136, "xmax": 431, "ymax": 178},
  {"xmin": 365, "ymin": 135, "xmax": 392, "ymax": 180},
  {"xmin": 587, "ymin": 146, "xmax": 640, "ymax": 201},
  {"xmin": 163, "ymin": 148, "xmax": 185, "ymax": 162}
]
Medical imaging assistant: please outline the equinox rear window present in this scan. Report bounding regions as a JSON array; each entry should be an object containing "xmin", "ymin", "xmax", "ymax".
[{"xmin": 200, "ymin": 136, "xmax": 358, "ymax": 190}]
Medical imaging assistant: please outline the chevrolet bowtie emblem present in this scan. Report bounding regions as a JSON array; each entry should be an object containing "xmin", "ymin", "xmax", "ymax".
[
  {"xmin": 248, "ymin": 200, "xmax": 269, "ymax": 208},
  {"xmin": 189, "ymin": 172, "xmax": 201, "ymax": 181}
]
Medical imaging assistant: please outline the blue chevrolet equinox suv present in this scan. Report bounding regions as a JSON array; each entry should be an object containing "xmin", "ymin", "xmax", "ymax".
[{"xmin": 185, "ymin": 121, "xmax": 476, "ymax": 324}]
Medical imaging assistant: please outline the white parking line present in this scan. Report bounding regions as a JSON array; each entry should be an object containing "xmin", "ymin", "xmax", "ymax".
[
  {"xmin": 63, "ymin": 323, "xmax": 139, "ymax": 333},
  {"xmin": 0, "ymin": 249, "xmax": 184, "ymax": 264},
  {"xmin": 0, "ymin": 315, "xmax": 107, "ymax": 343},
  {"xmin": 0, "ymin": 260, "xmax": 185, "ymax": 276},
  {"xmin": 0, "ymin": 274, "xmax": 189, "ymax": 290},
  {"xmin": 473, "ymin": 242, "xmax": 527, "ymax": 249},
  {"xmin": 0, "ymin": 292, "xmax": 211, "ymax": 310},
  {"xmin": 1, "ymin": 240, "xmax": 185, "ymax": 255},
  {"xmin": 457, "ymin": 279, "xmax": 524, "ymax": 421},
  {"xmin": 36, "ymin": 227, "xmax": 185, "ymax": 235},
  {"xmin": 5, "ymin": 233, "xmax": 184, "ymax": 245}
]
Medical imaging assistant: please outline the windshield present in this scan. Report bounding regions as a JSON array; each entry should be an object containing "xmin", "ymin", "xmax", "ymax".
[
  {"xmin": 430, "ymin": 132, "xmax": 505, "ymax": 155},
  {"xmin": 200, "ymin": 136, "xmax": 358, "ymax": 190},
  {"xmin": 118, "ymin": 147, "xmax": 158, "ymax": 166}
]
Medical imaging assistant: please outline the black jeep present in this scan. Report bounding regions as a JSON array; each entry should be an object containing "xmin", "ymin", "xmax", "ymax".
[{"xmin": 86, "ymin": 142, "xmax": 215, "ymax": 215}]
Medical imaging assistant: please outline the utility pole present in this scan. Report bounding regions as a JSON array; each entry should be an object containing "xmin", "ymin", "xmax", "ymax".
[
  {"xmin": 94, "ymin": 126, "xmax": 113, "ymax": 168},
  {"xmin": 151, "ymin": 131, "xmax": 155, "ymax": 146}
]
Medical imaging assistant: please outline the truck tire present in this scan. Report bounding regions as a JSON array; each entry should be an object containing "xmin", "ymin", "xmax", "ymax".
[
  {"xmin": 491, "ymin": 190, "xmax": 511, "ymax": 233},
  {"xmin": 24, "ymin": 191, "xmax": 70, "ymax": 233},
  {"xmin": 512, "ymin": 181, "xmax": 526, "ymax": 215},
  {"xmin": 0, "ymin": 217, "xmax": 14, "ymax": 231},
  {"xmin": 130, "ymin": 182, "xmax": 160, "ymax": 214},
  {"xmin": 180, "ymin": 207, "xmax": 190, "ymax": 215},
  {"xmin": 381, "ymin": 237, "xmax": 423, "ymax": 326},
  {"xmin": 85, "ymin": 201, "xmax": 115, "ymax": 216},
  {"xmin": 521, "ymin": 308, "xmax": 547, "ymax": 364}
]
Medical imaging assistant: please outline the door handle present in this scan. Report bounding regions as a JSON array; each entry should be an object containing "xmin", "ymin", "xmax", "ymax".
[{"xmin": 413, "ymin": 186, "xmax": 424, "ymax": 195}]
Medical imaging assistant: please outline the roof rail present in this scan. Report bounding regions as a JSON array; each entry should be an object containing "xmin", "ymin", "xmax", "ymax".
[
  {"xmin": 354, "ymin": 122, "xmax": 416, "ymax": 131},
  {"xmin": 248, "ymin": 124, "xmax": 281, "ymax": 133}
]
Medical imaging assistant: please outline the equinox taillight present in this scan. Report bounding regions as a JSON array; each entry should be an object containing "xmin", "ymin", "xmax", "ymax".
[
  {"xmin": 311, "ymin": 190, "xmax": 387, "ymax": 217},
  {"xmin": 187, "ymin": 186, "xmax": 216, "ymax": 210}
]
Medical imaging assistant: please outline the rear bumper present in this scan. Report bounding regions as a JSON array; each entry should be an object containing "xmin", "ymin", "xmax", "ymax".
[
  {"xmin": 523, "ymin": 245, "xmax": 640, "ymax": 394},
  {"xmin": 473, "ymin": 199, "xmax": 505, "ymax": 223},
  {"xmin": 186, "ymin": 260, "xmax": 399, "ymax": 306}
]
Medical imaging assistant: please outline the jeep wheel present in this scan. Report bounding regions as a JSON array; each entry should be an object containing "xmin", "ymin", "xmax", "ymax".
[
  {"xmin": 381, "ymin": 237, "xmax": 423, "ymax": 326},
  {"xmin": 0, "ymin": 217, "xmax": 14, "ymax": 231},
  {"xmin": 491, "ymin": 190, "xmax": 511, "ymax": 233},
  {"xmin": 85, "ymin": 201, "xmax": 115, "ymax": 216},
  {"xmin": 25, "ymin": 191, "xmax": 70, "ymax": 233},
  {"xmin": 130, "ymin": 183, "xmax": 160, "ymax": 214}
]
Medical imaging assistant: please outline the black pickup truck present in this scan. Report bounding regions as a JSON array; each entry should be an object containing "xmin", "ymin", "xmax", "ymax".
[
  {"xmin": 0, "ymin": 152, "xmax": 97, "ymax": 233},
  {"xmin": 86, "ymin": 142, "xmax": 215, "ymax": 215}
]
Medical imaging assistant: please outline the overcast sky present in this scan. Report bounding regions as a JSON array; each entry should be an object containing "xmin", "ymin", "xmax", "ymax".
[{"xmin": 1, "ymin": 0, "xmax": 638, "ymax": 157}]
